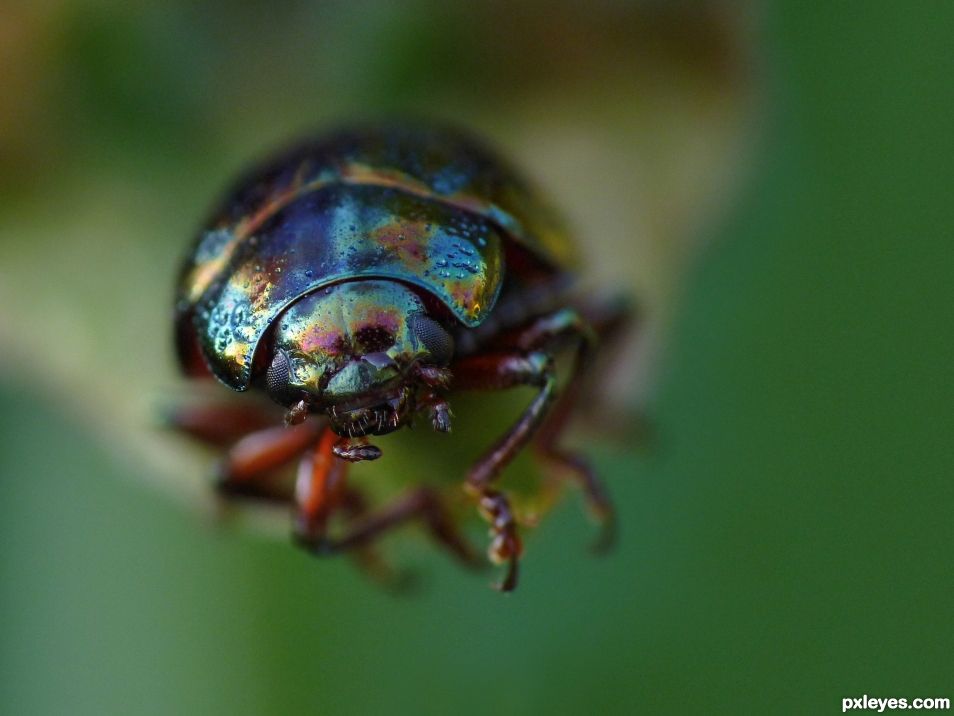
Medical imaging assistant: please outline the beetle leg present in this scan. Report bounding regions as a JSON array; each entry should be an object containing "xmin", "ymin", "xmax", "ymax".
[
  {"xmin": 294, "ymin": 427, "xmax": 478, "ymax": 566},
  {"xmin": 535, "ymin": 299, "xmax": 637, "ymax": 551},
  {"xmin": 452, "ymin": 301, "xmax": 631, "ymax": 572},
  {"xmin": 513, "ymin": 301, "xmax": 638, "ymax": 552},
  {"xmin": 215, "ymin": 420, "xmax": 323, "ymax": 502},
  {"xmin": 450, "ymin": 350, "xmax": 557, "ymax": 590},
  {"xmin": 274, "ymin": 431, "xmax": 409, "ymax": 588},
  {"xmin": 517, "ymin": 306, "xmax": 619, "ymax": 550},
  {"xmin": 295, "ymin": 485, "xmax": 479, "ymax": 567},
  {"xmin": 293, "ymin": 426, "xmax": 351, "ymax": 541},
  {"xmin": 164, "ymin": 400, "xmax": 280, "ymax": 446},
  {"xmin": 478, "ymin": 489, "xmax": 522, "ymax": 592},
  {"xmin": 414, "ymin": 366, "xmax": 454, "ymax": 432},
  {"xmin": 455, "ymin": 352, "xmax": 557, "ymax": 483},
  {"xmin": 336, "ymin": 487, "xmax": 412, "ymax": 590}
]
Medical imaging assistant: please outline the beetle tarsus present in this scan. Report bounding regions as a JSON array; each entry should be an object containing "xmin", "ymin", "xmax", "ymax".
[{"xmin": 475, "ymin": 489, "xmax": 522, "ymax": 592}]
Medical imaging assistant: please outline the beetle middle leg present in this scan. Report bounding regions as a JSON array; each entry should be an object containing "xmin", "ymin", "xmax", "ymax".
[
  {"xmin": 452, "ymin": 304, "xmax": 627, "ymax": 587},
  {"xmin": 450, "ymin": 350, "xmax": 557, "ymax": 590}
]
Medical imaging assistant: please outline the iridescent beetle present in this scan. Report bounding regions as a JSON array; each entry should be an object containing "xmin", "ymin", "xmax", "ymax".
[{"xmin": 172, "ymin": 125, "xmax": 632, "ymax": 591}]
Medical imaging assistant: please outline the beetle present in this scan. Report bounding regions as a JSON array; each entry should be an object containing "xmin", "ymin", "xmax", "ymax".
[{"xmin": 172, "ymin": 124, "xmax": 632, "ymax": 591}]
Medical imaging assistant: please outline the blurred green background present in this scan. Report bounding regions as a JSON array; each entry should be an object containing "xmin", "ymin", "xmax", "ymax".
[{"xmin": 1, "ymin": 1, "xmax": 952, "ymax": 714}]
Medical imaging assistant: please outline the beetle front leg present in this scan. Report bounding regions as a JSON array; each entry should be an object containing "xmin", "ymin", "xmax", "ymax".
[
  {"xmin": 292, "ymin": 425, "xmax": 350, "ymax": 541},
  {"xmin": 289, "ymin": 432, "xmax": 418, "ymax": 588},
  {"xmin": 451, "ymin": 351, "xmax": 557, "ymax": 591},
  {"xmin": 164, "ymin": 399, "xmax": 281, "ymax": 446},
  {"xmin": 215, "ymin": 420, "xmax": 323, "ymax": 503}
]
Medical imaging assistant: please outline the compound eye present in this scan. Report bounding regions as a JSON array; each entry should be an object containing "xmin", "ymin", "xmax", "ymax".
[
  {"xmin": 409, "ymin": 313, "xmax": 454, "ymax": 366},
  {"xmin": 265, "ymin": 349, "xmax": 296, "ymax": 404}
]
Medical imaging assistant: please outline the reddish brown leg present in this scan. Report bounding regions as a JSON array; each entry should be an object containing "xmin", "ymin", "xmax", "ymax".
[
  {"xmin": 336, "ymin": 487, "xmax": 410, "ymax": 588},
  {"xmin": 165, "ymin": 400, "xmax": 280, "ymax": 446},
  {"xmin": 298, "ymin": 488, "xmax": 477, "ymax": 565},
  {"xmin": 293, "ymin": 426, "xmax": 349, "ymax": 539},
  {"xmin": 452, "ymin": 303, "xmax": 631, "ymax": 587},
  {"xmin": 296, "ymin": 430, "xmax": 407, "ymax": 588},
  {"xmin": 451, "ymin": 350, "xmax": 557, "ymax": 591},
  {"xmin": 294, "ymin": 426, "xmax": 477, "ymax": 567},
  {"xmin": 217, "ymin": 421, "xmax": 323, "ymax": 502}
]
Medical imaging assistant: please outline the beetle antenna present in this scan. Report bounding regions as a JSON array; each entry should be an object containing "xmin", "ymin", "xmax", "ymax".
[
  {"xmin": 414, "ymin": 363, "xmax": 452, "ymax": 389},
  {"xmin": 284, "ymin": 399, "xmax": 309, "ymax": 426}
]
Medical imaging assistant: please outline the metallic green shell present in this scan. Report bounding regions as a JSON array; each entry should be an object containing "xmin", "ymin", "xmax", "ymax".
[{"xmin": 176, "ymin": 125, "xmax": 572, "ymax": 390}]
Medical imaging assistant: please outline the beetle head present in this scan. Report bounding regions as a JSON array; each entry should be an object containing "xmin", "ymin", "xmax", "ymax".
[{"xmin": 264, "ymin": 279, "xmax": 454, "ymax": 436}]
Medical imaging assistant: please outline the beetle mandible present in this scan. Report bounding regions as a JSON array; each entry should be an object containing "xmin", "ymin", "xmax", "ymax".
[{"xmin": 172, "ymin": 124, "xmax": 633, "ymax": 591}]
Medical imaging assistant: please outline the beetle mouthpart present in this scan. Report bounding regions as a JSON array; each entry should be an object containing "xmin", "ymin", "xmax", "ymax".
[{"xmin": 326, "ymin": 387, "xmax": 412, "ymax": 438}]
